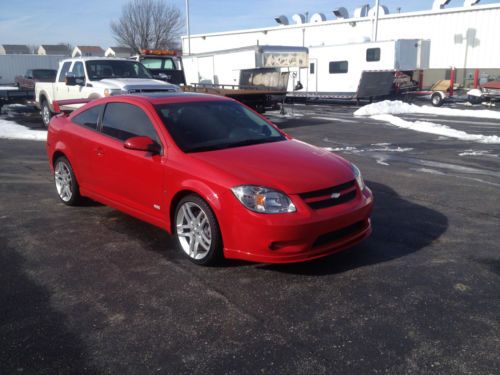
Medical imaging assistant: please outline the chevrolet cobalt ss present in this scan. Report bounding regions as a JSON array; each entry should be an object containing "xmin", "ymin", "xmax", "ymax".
[{"xmin": 47, "ymin": 94, "xmax": 373, "ymax": 265}]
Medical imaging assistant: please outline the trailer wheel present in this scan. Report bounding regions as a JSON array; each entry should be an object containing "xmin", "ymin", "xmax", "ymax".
[
  {"xmin": 41, "ymin": 100, "xmax": 52, "ymax": 128},
  {"xmin": 467, "ymin": 95, "xmax": 482, "ymax": 105},
  {"xmin": 431, "ymin": 92, "xmax": 444, "ymax": 107}
]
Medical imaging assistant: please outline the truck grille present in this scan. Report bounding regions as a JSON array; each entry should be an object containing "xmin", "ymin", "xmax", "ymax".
[{"xmin": 299, "ymin": 180, "xmax": 357, "ymax": 210}]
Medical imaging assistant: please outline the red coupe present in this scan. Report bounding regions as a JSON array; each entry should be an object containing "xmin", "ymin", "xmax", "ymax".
[{"xmin": 46, "ymin": 94, "xmax": 373, "ymax": 265}]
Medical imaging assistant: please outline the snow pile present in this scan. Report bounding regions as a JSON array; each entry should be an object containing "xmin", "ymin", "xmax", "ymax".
[
  {"xmin": 370, "ymin": 114, "xmax": 500, "ymax": 144},
  {"xmin": 459, "ymin": 150, "xmax": 498, "ymax": 157},
  {"xmin": 354, "ymin": 100, "xmax": 500, "ymax": 120},
  {"xmin": 0, "ymin": 119, "xmax": 46, "ymax": 141}
]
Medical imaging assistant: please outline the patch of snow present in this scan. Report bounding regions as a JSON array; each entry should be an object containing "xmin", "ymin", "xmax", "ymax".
[
  {"xmin": 467, "ymin": 89, "xmax": 482, "ymax": 97},
  {"xmin": 323, "ymin": 146, "xmax": 357, "ymax": 152},
  {"xmin": 354, "ymin": 100, "xmax": 500, "ymax": 120},
  {"xmin": 459, "ymin": 150, "xmax": 498, "ymax": 157},
  {"xmin": 371, "ymin": 142, "xmax": 390, "ymax": 146},
  {"xmin": 376, "ymin": 159, "xmax": 389, "ymax": 166},
  {"xmin": 0, "ymin": 118, "xmax": 46, "ymax": 141},
  {"xmin": 370, "ymin": 114, "xmax": 500, "ymax": 144},
  {"xmin": 413, "ymin": 168, "xmax": 446, "ymax": 175},
  {"xmin": 0, "ymin": 86, "xmax": 19, "ymax": 91},
  {"xmin": 367, "ymin": 146, "xmax": 413, "ymax": 152}
]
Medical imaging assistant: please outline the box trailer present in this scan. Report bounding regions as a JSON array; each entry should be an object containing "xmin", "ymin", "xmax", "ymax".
[
  {"xmin": 297, "ymin": 39, "xmax": 429, "ymax": 100},
  {"xmin": 0, "ymin": 55, "xmax": 63, "ymax": 85}
]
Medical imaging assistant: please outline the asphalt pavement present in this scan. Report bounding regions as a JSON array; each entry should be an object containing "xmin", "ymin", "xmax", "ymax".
[{"xmin": 1, "ymin": 102, "xmax": 499, "ymax": 374}]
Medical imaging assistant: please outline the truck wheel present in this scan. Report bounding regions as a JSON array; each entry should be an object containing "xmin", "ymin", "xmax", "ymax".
[
  {"xmin": 41, "ymin": 100, "xmax": 53, "ymax": 128},
  {"xmin": 467, "ymin": 95, "xmax": 482, "ymax": 105},
  {"xmin": 431, "ymin": 92, "xmax": 444, "ymax": 107}
]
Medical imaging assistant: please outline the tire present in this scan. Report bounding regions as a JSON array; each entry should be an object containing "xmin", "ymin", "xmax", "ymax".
[
  {"xmin": 468, "ymin": 95, "xmax": 482, "ymax": 105},
  {"xmin": 54, "ymin": 156, "xmax": 81, "ymax": 206},
  {"xmin": 41, "ymin": 99, "xmax": 53, "ymax": 128},
  {"xmin": 431, "ymin": 92, "xmax": 443, "ymax": 107},
  {"xmin": 174, "ymin": 194, "xmax": 222, "ymax": 265}
]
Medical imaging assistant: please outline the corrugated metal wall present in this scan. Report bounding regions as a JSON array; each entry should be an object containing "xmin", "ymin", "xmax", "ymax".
[
  {"xmin": 0, "ymin": 55, "xmax": 63, "ymax": 84},
  {"xmin": 182, "ymin": 4, "xmax": 500, "ymax": 69}
]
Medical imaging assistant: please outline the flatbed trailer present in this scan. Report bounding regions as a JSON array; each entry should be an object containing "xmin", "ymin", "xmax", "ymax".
[
  {"xmin": 182, "ymin": 83, "xmax": 287, "ymax": 113},
  {"xmin": 0, "ymin": 87, "xmax": 34, "ymax": 110}
]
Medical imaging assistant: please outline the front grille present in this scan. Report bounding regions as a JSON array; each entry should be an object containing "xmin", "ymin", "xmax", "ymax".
[
  {"xmin": 299, "ymin": 180, "xmax": 357, "ymax": 210},
  {"xmin": 313, "ymin": 220, "xmax": 369, "ymax": 248}
]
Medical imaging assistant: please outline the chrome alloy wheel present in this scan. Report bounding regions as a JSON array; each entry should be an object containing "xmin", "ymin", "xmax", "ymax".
[
  {"xmin": 42, "ymin": 103, "xmax": 51, "ymax": 127},
  {"xmin": 55, "ymin": 160, "xmax": 73, "ymax": 202},
  {"xmin": 176, "ymin": 202, "xmax": 212, "ymax": 260}
]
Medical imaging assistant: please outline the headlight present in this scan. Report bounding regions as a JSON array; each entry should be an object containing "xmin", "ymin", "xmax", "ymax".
[
  {"xmin": 352, "ymin": 164, "xmax": 366, "ymax": 191},
  {"xmin": 231, "ymin": 185, "xmax": 296, "ymax": 214},
  {"xmin": 103, "ymin": 88, "xmax": 122, "ymax": 97}
]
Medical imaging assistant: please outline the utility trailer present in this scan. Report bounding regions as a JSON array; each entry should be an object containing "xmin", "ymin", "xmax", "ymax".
[
  {"xmin": 181, "ymin": 45, "xmax": 308, "ymax": 111},
  {"xmin": 292, "ymin": 39, "xmax": 429, "ymax": 101},
  {"xmin": 0, "ymin": 87, "xmax": 34, "ymax": 111}
]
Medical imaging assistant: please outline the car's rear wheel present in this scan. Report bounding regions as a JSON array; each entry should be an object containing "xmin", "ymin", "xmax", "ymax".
[
  {"xmin": 174, "ymin": 195, "xmax": 222, "ymax": 265},
  {"xmin": 431, "ymin": 92, "xmax": 444, "ymax": 107},
  {"xmin": 41, "ymin": 100, "xmax": 52, "ymax": 128},
  {"xmin": 54, "ymin": 156, "xmax": 81, "ymax": 206}
]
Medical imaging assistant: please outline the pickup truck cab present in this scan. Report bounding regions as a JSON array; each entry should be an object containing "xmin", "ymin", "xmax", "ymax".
[
  {"xmin": 130, "ymin": 49, "xmax": 186, "ymax": 86},
  {"xmin": 16, "ymin": 69, "xmax": 57, "ymax": 91},
  {"xmin": 35, "ymin": 57, "xmax": 180, "ymax": 127}
]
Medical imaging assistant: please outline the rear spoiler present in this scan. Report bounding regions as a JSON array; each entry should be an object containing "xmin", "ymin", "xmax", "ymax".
[{"xmin": 53, "ymin": 98, "xmax": 93, "ymax": 114}]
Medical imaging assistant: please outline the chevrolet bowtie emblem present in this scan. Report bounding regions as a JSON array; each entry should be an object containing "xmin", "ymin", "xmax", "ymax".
[{"xmin": 331, "ymin": 192, "xmax": 341, "ymax": 199}]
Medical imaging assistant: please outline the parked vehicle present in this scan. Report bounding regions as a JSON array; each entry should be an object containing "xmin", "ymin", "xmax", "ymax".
[
  {"xmin": 15, "ymin": 69, "xmax": 57, "ymax": 90},
  {"xmin": 35, "ymin": 57, "xmax": 180, "ymax": 127},
  {"xmin": 0, "ymin": 54, "xmax": 61, "ymax": 85},
  {"xmin": 130, "ymin": 49, "xmax": 186, "ymax": 85},
  {"xmin": 481, "ymin": 80, "xmax": 500, "ymax": 101},
  {"xmin": 46, "ymin": 93, "xmax": 373, "ymax": 265}
]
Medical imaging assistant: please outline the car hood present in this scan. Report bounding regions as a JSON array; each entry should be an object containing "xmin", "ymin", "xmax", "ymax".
[
  {"xmin": 96, "ymin": 78, "xmax": 180, "ymax": 91},
  {"xmin": 191, "ymin": 139, "xmax": 355, "ymax": 194}
]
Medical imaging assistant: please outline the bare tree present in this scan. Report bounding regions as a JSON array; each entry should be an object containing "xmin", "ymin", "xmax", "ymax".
[{"xmin": 110, "ymin": 0, "xmax": 183, "ymax": 52}]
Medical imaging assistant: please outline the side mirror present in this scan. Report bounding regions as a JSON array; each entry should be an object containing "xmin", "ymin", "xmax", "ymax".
[{"xmin": 124, "ymin": 136, "xmax": 161, "ymax": 154}]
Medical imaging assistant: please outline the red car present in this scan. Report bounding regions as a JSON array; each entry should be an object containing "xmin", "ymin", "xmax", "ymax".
[{"xmin": 46, "ymin": 94, "xmax": 373, "ymax": 265}]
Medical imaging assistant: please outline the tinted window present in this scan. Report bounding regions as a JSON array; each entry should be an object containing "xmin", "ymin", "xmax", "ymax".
[
  {"xmin": 85, "ymin": 60, "xmax": 152, "ymax": 80},
  {"xmin": 155, "ymin": 101, "xmax": 285, "ymax": 153},
  {"xmin": 33, "ymin": 69, "xmax": 57, "ymax": 80},
  {"xmin": 58, "ymin": 62, "xmax": 72, "ymax": 82},
  {"xmin": 366, "ymin": 48, "xmax": 381, "ymax": 62},
  {"xmin": 102, "ymin": 103, "xmax": 159, "ymax": 143},
  {"xmin": 141, "ymin": 58, "xmax": 162, "ymax": 69},
  {"xmin": 329, "ymin": 61, "xmax": 348, "ymax": 74},
  {"xmin": 310, "ymin": 63, "xmax": 315, "ymax": 74},
  {"xmin": 71, "ymin": 62, "xmax": 85, "ymax": 77},
  {"xmin": 163, "ymin": 58, "xmax": 175, "ymax": 70},
  {"xmin": 72, "ymin": 105, "xmax": 103, "ymax": 130}
]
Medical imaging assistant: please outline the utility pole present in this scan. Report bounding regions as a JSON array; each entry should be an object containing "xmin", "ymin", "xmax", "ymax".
[
  {"xmin": 373, "ymin": 0, "xmax": 380, "ymax": 42},
  {"xmin": 185, "ymin": 0, "xmax": 191, "ymax": 55}
]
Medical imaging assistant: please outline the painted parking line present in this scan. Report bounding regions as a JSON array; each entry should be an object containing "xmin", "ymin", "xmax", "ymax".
[{"xmin": 311, "ymin": 116, "xmax": 359, "ymax": 123}]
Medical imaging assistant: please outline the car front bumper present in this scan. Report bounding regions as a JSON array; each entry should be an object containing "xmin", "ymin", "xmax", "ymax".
[{"xmin": 220, "ymin": 187, "xmax": 374, "ymax": 263}]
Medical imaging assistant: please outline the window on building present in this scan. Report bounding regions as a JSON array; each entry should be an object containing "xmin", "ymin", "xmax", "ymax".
[
  {"xmin": 72, "ymin": 105, "xmax": 103, "ymax": 130},
  {"xmin": 310, "ymin": 62, "xmax": 315, "ymax": 74},
  {"xmin": 102, "ymin": 103, "xmax": 160, "ymax": 143},
  {"xmin": 329, "ymin": 61, "xmax": 348, "ymax": 74},
  {"xmin": 366, "ymin": 48, "xmax": 381, "ymax": 62}
]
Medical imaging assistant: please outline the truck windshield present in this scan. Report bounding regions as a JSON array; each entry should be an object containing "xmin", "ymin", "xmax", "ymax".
[
  {"xmin": 156, "ymin": 101, "xmax": 285, "ymax": 153},
  {"xmin": 85, "ymin": 60, "xmax": 152, "ymax": 80}
]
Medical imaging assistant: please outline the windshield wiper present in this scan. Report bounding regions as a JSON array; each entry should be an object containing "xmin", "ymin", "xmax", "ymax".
[{"xmin": 184, "ymin": 137, "xmax": 283, "ymax": 153}]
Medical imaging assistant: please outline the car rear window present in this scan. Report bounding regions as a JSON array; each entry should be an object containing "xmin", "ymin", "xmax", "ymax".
[
  {"xmin": 72, "ymin": 104, "xmax": 104, "ymax": 130},
  {"xmin": 155, "ymin": 101, "xmax": 285, "ymax": 153}
]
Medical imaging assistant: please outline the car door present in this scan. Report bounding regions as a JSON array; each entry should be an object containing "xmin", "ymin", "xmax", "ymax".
[
  {"xmin": 92, "ymin": 102, "xmax": 166, "ymax": 221},
  {"xmin": 67, "ymin": 61, "xmax": 86, "ymax": 99},
  {"xmin": 55, "ymin": 61, "xmax": 72, "ymax": 101}
]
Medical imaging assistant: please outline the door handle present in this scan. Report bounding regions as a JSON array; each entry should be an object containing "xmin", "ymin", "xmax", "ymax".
[{"xmin": 95, "ymin": 147, "xmax": 104, "ymax": 156}]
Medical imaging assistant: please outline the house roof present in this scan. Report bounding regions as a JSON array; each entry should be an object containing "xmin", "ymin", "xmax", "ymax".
[
  {"xmin": 1, "ymin": 44, "xmax": 30, "ymax": 54},
  {"xmin": 76, "ymin": 45, "xmax": 104, "ymax": 54},
  {"xmin": 40, "ymin": 44, "xmax": 70, "ymax": 54},
  {"xmin": 109, "ymin": 46, "xmax": 133, "ymax": 54}
]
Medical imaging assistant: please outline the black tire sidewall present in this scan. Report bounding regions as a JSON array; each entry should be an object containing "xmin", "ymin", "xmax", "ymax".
[
  {"xmin": 54, "ymin": 156, "xmax": 81, "ymax": 206},
  {"xmin": 174, "ymin": 194, "xmax": 222, "ymax": 266},
  {"xmin": 42, "ymin": 101, "xmax": 52, "ymax": 128}
]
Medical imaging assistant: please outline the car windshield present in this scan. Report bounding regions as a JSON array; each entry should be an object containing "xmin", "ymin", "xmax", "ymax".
[
  {"xmin": 85, "ymin": 60, "xmax": 152, "ymax": 80},
  {"xmin": 33, "ymin": 69, "xmax": 57, "ymax": 80},
  {"xmin": 156, "ymin": 101, "xmax": 286, "ymax": 153}
]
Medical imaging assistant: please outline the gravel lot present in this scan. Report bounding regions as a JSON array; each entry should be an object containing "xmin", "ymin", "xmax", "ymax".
[{"xmin": 1, "ymin": 102, "xmax": 499, "ymax": 374}]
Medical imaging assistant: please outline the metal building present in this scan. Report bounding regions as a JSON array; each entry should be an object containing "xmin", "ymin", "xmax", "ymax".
[{"xmin": 181, "ymin": 2, "xmax": 500, "ymax": 88}]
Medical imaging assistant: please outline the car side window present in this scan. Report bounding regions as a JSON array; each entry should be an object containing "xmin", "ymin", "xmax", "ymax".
[
  {"xmin": 71, "ymin": 62, "xmax": 85, "ymax": 78},
  {"xmin": 72, "ymin": 105, "xmax": 103, "ymax": 130},
  {"xmin": 101, "ymin": 103, "xmax": 160, "ymax": 143},
  {"xmin": 58, "ymin": 62, "xmax": 72, "ymax": 82}
]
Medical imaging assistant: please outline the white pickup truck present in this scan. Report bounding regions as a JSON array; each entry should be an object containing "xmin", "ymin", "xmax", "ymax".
[{"xmin": 35, "ymin": 57, "xmax": 180, "ymax": 127}]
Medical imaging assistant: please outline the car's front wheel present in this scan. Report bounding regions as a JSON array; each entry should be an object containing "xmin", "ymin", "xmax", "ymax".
[
  {"xmin": 174, "ymin": 195, "xmax": 222, "ymax": 265},
  {"xmin": 54, "ymin": 156, "xmax": 81, "ymax": 206}
]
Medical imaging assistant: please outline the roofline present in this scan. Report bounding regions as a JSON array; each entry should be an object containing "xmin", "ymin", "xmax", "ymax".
[
  {"xmin": 181, "ymin": 44, "xmax": 308, "ymax": 57},
  {"xmin": 181, "ymin": 3, "xmax": 500, "ymax": 40}
]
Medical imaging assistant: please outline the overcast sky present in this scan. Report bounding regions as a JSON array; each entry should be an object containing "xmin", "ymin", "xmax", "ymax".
[{"xmin": 1, "ymin": 0, "xmax": 499, "ymax": 47}]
